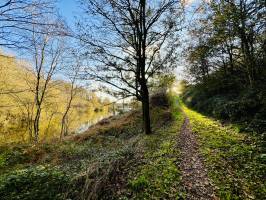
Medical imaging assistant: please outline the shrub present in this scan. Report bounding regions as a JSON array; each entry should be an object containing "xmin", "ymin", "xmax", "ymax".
[
  {"xmin": 0, "ymin": 166, "xmax": 70, "ymax": 200},
  {"xmin": 182, "ymin": 75, "xmax": 266, "ymax": 133},
  {"xmin": 129, "ymin": 175, "xmax": 149, "ymax": 191},
  {"xmin": 150, "ymin": 91, "xmax": 169, "ymax": 108}
]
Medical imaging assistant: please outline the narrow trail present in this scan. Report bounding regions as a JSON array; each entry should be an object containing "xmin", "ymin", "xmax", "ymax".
[{"xmin": 179, "ymin": 116, "xmax": 218, "ymax": 200}]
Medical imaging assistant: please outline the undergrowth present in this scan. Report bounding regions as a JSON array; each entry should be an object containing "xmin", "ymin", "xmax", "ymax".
[
  {"xmin": 182, "ymin": 81, "xmax": 266, "ymax": 134},
  {"xmin": 0, "ymin": 91, "xmax": 184, "ymax": 200},
  {"xmin": 0, "ymin": 111, "xmax": 144, "ymax": 200},
  {"xmin": 0, "ymin": 165, "xmax": 69, "ymax": 200}
]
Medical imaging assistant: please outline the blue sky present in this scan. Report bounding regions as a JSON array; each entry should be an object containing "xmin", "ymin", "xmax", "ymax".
[
  {"xmin": 6, "ymin": 1, "xmax": 80, "ymax": 58},
  {"xmin": 57, "ymin": 0, "xmax": 80, "ymax": 28},
  {"xmin": 56, "ymin": 0, "xmax": 190, "ymax": 81},
  {"xmin": 56, "ymin": 0, "xmax": 199, "ymax": 27}
]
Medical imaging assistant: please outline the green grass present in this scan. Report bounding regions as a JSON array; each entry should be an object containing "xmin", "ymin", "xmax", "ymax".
[
  {"xmin": 182, "ymin": 103, "xmax": 266, "ymax": 200},
  {"xmin": 126, "ymin": 95, "xmax": 185, "ymax": 199}
]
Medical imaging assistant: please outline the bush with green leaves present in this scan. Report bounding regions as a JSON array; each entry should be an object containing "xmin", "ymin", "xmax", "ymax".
[
  {"xmin": 182, "ymin": 72, "xmax": 266, "ymax": 133},
  {"xmin": 0, "ymin": 165, "xmax": 70, "ymax": 200}
]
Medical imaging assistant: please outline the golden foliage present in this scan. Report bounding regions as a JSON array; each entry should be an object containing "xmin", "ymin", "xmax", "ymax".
[{"xmin": 0, "ymin": 53, "xmax": 110, "ymax": 144}]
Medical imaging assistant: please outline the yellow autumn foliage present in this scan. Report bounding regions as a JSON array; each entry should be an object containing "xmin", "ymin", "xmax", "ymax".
[{"xmin": 0, "ymin": 53, "xmax": 111, "ymax": 144}]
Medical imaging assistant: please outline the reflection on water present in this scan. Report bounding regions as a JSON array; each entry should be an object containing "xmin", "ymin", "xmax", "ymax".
[
  {"xmin": 75, "ymin": 114, "xmax": 111, "ymax": 134},
  {"xmin": 75, "ymin": 104, "xmax": 132, "ymax": 134}
]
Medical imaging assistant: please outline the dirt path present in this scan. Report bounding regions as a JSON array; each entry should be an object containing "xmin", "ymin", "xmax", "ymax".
[{"xmin": 179, "ymin": 116, "xmax": 217, "ymax": 200}]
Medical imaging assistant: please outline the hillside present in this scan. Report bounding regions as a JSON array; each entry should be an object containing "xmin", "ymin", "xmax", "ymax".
[{"xmin": 0, "ymin": 54, "xmax": 110, "ymax": 144}]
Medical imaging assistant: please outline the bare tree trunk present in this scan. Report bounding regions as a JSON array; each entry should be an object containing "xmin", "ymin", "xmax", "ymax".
[
  {"xmin": 140, "ymin": 0, "xmax": 151, "ymax": 134},
  {"xmin": 140, "ymin": 77, "xmax": 152, "ymax": 135},
  {"xmin": 60, "ymin": 53, "xmax": 81, "ymax": 140},
  {"xmin": 33, "ymin": 106, "xmax": 41, "ymax": 143},
  {"xmin": 60, "ymin": 84, "xmax": 75, "ymax": 140},
  {"xmin": 141, "ymin": 89, "xmax": 151, "ymax": 134},
  {"xmin": 139, "ymin": 59, "xmax": 152, "ymax": 134},
  {"xmin": 60, "ymin": 117, "xmax": 67, "ymax": 140},
  {"xmin": 60, "ymin": 109, "xmax": 70, "ymax": 140},
  {"xmin": 26, "ymin": 103, "xmax": 34, "ymax": 142}
]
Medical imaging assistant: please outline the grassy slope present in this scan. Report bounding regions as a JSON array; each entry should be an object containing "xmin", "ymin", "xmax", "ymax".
[
  {"xmin": 0, "ymin": 111, "xmax": 143, "ymax": 199},
  {"xmin": 182, "ymin": 103, "xmax": 266, "ymax": 200},
  {"xmin": 0, "ymin": 93, "xmax": 184, "ymax": 200}
]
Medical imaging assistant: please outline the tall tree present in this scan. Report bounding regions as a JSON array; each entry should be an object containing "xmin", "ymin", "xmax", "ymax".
[
  {"xmin": 185, "ymin": 0, "xmax": 265, "ymax": 86},
  {"xmin": 29, "ymin": 24, "xmax": 65, "ymax": 143},
  {"xmin": 78, "ymin": 0, "xmax": 182, "ymax": 134}
]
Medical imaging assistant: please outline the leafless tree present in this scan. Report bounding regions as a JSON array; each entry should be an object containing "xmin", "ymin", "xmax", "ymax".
[
  {"xmin": 0, "ymin": 0, "xmax": 63, "ymax": 48},
  {"xmin": 60, "ymin": 53, "xmax": 81, "ymax": 140},
  {"xmin": 0, "ymin": 0, "xmax": 67, "ymax": 100},
  {"xmin": 30, "ymin": 26, "xmax": 65, "ymax": 143},
  {"xmin": 78, "ymin": 0, "xmax": 182, "ymax": 134}
]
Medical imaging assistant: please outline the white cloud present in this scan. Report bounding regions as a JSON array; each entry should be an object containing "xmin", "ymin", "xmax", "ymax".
[
  {"xmin": 183, "ymin": 0, "xmax": 210, "ymax": 6},
  {"xmin": 184, "ymin": 0, "xmax": 196, "ymax": 5}
]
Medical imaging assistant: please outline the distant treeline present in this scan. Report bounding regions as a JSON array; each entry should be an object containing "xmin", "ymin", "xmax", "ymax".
[{"xmin": 182, "ymin": 0, "xmax": 265, "ymax": 133}]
